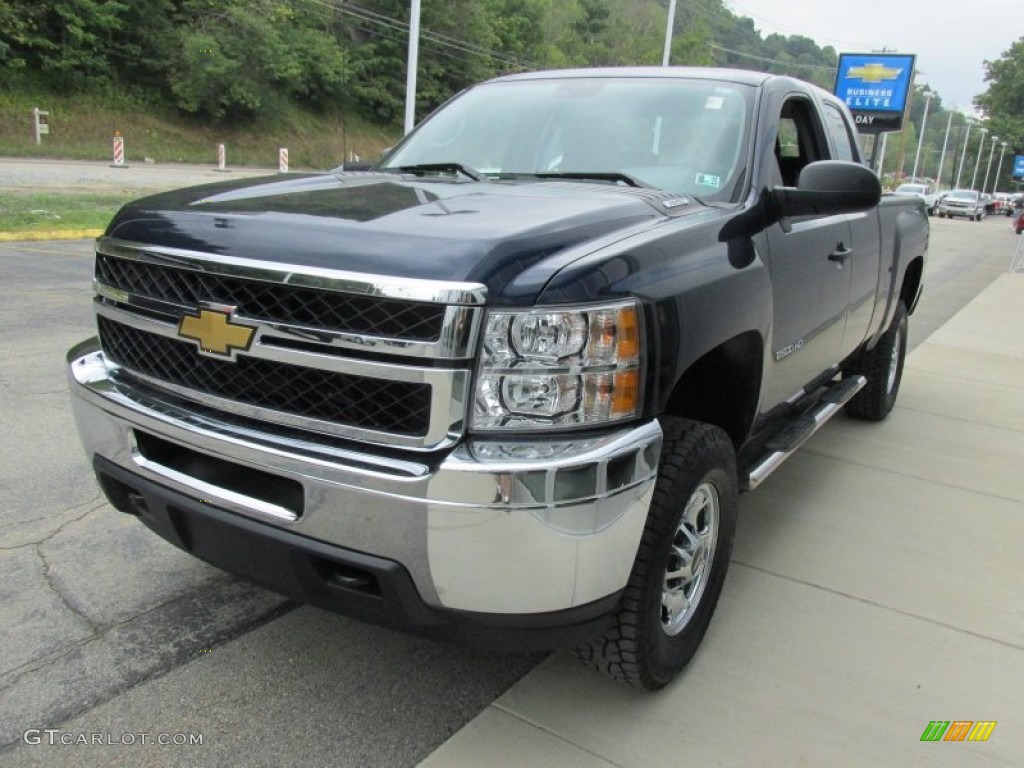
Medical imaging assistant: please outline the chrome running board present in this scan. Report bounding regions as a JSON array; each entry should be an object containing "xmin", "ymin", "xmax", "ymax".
[{"xmin": 743, "ymin": 375, "xmax": 866, "ymax": 490}]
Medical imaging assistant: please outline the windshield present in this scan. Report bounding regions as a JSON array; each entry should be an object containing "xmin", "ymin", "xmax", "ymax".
[
  {"xmin": 946, "ymin": 190, "xmax": 977, "ymax": 200},
  {"xmin": 383, "ymin": 77, "xmax": 755, "ymax": 202},
  {"xmin": 896, "ymin": 184, "xmax": 927, "ymax": 194}
]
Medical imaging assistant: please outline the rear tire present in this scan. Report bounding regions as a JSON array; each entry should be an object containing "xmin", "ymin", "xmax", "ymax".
[
  {"xmin": 845, "ymin": 301, "xmax": 908, "ymax": 421},
  {"xmin": 574, "ymin": 417, "xmax": 737, "ymax": 690}
]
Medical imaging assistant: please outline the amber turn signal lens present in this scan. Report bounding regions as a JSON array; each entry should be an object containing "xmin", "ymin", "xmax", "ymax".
[
  {"xmin": 615, "ymin": 306, "xmax": 639, "ymax": 360},
  {"xmin": 611, "ymin": 370, "xmax": 639, "ymax": 416}
]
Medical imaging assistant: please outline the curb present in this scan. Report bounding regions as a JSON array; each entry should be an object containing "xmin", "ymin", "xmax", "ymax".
[{"xmin": 0, "ymin": 228, "xmax": 103, "ymax": 242}]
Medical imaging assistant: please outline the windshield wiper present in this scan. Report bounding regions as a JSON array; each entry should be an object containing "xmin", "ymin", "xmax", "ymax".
[
  {"xmin": 531, "ymin": 171, "xmax": 653, "ymax": 189},
  {"xmin": 388, "ymin": 163, "xmax": 484, "ymax": 182}
]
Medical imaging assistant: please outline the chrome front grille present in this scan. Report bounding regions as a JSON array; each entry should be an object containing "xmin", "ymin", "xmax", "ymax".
[
  {"xmin": 98, "ymin": 317, "xmax": 432, "ymax": 436},
  {"xmin": 95, "ymin": 252, "xmax": 447, "ymax": 341},
  {"xmin": 92, "ymin": 237, "xmax": 486, "ymax": 450}
]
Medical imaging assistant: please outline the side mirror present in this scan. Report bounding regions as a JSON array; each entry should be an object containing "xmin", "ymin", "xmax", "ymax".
[{"xmin": 772, "ymin": 160, "xmax": 881, "ymax": 217}]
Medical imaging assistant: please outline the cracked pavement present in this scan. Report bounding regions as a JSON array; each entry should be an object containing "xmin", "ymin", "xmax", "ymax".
[
  {"xmin": 0, "ymin": 236, "xmax": 537, "ymax": 766},
  {"xmin": 0, "ymin": 240, "xmax": 294, "ymax": 747}
]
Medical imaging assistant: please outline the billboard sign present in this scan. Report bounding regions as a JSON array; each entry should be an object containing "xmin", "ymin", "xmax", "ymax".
[
  {"xmin": 1013, "ymin": 155, "xmax": 1024, "ymax": 178},
  {"xmin": 834, "ymin": 53, "xmax": 916, "ymax": 134}
]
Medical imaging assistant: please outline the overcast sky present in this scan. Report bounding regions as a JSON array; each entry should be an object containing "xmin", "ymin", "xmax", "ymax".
[{"xmin": 723, "ymin": 0, "xmax": 1020, "ymax": 114}]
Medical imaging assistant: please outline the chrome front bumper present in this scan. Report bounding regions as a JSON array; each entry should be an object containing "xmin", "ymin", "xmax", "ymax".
[{"xmin": 67, "ymin": 339, "xmax": 660, "ymax": 615}]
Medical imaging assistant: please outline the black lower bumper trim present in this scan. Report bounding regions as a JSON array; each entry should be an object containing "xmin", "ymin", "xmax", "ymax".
[{"xmin": 93, "ymin": 457, "xmax": 619, "ymax": 652}]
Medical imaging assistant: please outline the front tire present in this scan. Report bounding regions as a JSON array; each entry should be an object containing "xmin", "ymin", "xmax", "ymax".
[
  {"xmin": 574, "ymin": 417, "xmax": 737, "ymax": 690},
  {"xmin": 845, "ymin": 301, "xmax": 908, "ymax": 421}
]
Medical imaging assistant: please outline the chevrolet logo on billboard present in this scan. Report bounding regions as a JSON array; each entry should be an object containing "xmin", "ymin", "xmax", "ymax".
[
  {"xmin": 178, "ymin": 307, "xmax": 256, "ymax": 361},
  {"xmin": 846, "ymin": 63, "xmax": 904, "ymax": 83},
  {"xmin": 834, "ymin": 53, "xmax": 916, "ymax": 133}
]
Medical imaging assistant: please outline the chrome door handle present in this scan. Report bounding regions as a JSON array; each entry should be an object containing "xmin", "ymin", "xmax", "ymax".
[{"xmin": 828, "ymin": 244, "xmax": 853, "ymax": 263}]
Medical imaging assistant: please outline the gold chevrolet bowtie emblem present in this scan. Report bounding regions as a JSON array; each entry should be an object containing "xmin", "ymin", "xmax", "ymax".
[
  {"xmin": 847, "ymin": 63, "xmax": 903, "ymax": 83},
  {"xmin": 178, "ymin": 308, "xmax": 255, "ymax": 360}
]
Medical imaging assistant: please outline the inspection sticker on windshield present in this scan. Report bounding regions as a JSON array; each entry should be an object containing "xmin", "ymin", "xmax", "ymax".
[
  {"xmin": 705, "ymin": 96, "xmax": 724, "ymax": 110},
  {"xmin": 695, "ymin": 173, "xmax": 721, "ymax": 188}
]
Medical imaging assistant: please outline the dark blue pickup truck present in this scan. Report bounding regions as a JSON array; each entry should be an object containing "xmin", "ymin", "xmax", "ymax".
[{"xmin": 67, "ymin": 67, "xmax": 928, "ymax": 690}]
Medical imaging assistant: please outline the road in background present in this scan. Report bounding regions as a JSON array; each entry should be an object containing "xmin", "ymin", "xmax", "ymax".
[
  {"xmin": 908, "ymin": 213, "xmax": 1022, "ymax": 349},
  {"xmin": 0, "ymin": 157, "xmax": 279, "ymax": 196},
  {"xmin": 0, "ymin": 214, "xmax": 1019, "ymax": 766}
]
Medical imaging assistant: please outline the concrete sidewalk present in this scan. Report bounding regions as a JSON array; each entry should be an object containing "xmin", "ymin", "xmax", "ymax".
[{"xmin": 422, "ymin": 272, "xmax": 1024, "ymax": 767}]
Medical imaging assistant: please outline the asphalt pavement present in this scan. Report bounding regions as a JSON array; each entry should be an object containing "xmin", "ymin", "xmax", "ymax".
[
  {"xmin": 0, "ymin": 157, "xmax": 276, "ymax": 196},
  {"xmin": 425, "ymin": 263, "xmax": 1024, "ymax": 767},
  {"xmin": 0, "ymin": 237, "xmax": 539, "ymax": 766},
  {"xmin": 0, "ymin": 212, "xmax": 1021, "ymax": 766}
]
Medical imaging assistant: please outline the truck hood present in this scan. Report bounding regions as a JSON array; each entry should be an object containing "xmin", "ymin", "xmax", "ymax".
[{"xmin": 105, "ymin": 172, "xmax": 676, "ymax": 304}]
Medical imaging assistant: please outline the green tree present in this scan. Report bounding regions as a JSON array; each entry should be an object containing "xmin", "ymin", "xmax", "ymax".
[
  {"xmin": 0, "ymin": 0, "xmax": 127, "ymax": 87},
  {"xmin": 975, "ymin": 36, "xmax": 1024, "ymax": 173},
  {"xmin": 107, "ymin": 0, "xmax": 177, "ymax": 90},
  {"xmin": 167, "ymin": 0, "xmax": 352, "ymax": 120}
]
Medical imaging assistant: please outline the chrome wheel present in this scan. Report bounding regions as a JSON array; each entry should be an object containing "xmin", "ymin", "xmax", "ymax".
[
  {"xmin": 575, "ymin": 418, "xmax": 738, "ymax": 689},
  {"xmin": 886, "ymin": 324, "xmax": 902, "ymax": 394},
  {"xmin": 661, "ymin": 482, "xmax": 719, "ymax": 636}
]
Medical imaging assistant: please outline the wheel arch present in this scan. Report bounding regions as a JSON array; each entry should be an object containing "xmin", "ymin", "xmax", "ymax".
[
  {"xmin": 660, "ymin": 331, "xmax": 763, "ymax": 449},
  {"xmin": 900, "ymin": 254, "xmax": 925, "ymax": 315}
]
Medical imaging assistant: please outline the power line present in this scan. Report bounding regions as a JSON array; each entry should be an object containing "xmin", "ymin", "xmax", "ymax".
[
  {"xmin": 721, "ymin": 1, "xmax": 878, "ymax": 50},
  {"xmin": 710, "ymin": 43, "xmax": 835, "ymax": 73},
  {"xmin": 326, "ymin": 14, "xmax": 489, "ymax": 70},
  {"xmin": 303, "ymin": 1, "xmax": 509, "ymax": 72},
  {"xmin": 672, "ymin": 2, "xmax": 839, "ymax": 75},
  {"xmin": 301, "ymin": 0, "xmax": 534, "ymax": 70},
  {"xmin": 345, "ymin": 0, "xmax": 523, "ymax": 63},
  {"xmin": 343, "ymin": 3, "xmax": 525, "ymax": 67},
  {"xmin": 305, "ymin": 0, "xmax": 844, "ymax": 83}
]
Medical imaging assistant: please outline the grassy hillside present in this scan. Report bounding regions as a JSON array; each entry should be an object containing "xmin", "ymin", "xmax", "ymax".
[{"xmin": 0, "ymin": 89, "xmax": 400, "ymax": 171}]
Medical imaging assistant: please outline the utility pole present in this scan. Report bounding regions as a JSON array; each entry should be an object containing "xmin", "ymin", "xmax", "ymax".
[
  {"xmin": 982, "ymin": 134, "xmax": 999, "ymax": 194},
  {"xmin": 910, "ymin": 90, "xmax": 932, "ymax": 181},
  {"xmin": 955, "ymin": 120, "xmax": 972, "ymax": 188},
  {"xmin": 934, "ymin": 109, "xmax": 954, "ymax": 190},
  {"xmin": 868, "ymin": 47, "xmax": 896, "ymax": 177},
  {"xmin": 992, "ymin": 142, "xmax": 1008, "ymax": 194},
  {"xmin": 403, "ymin": 0, "xmax": 421, "ymax": 135},
  {"xmin": 896, "ymin": 86, "xmax": 915, "ymax": 178},
  {"xmin": 970, "ymin": 128, "xmax": 988, "ymax": 190},
  {"xmin": 662, "ymin": 0, "xmax": 677, "ymax": 66}
]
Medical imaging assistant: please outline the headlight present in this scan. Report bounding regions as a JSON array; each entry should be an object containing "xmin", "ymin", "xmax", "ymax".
[{"xmin": 472, "ymin": 301, "xmax": 641, "ymax": 430}]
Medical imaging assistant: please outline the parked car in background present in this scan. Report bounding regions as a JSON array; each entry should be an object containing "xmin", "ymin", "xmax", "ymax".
[
  {"xmin": 994, "ymin": 192, "xmax": 1016, "ymax": 216},
  {"xmin": 893, "ymin": 182, "xmax": 939, "ymax": 215},
  {"xmin": 937, "ymin": 189, "xmax": 985, "ymax": 221},
  {"xmin": 1012, "ymin": 195, "xmax": 1024, "ymax": 221}
]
